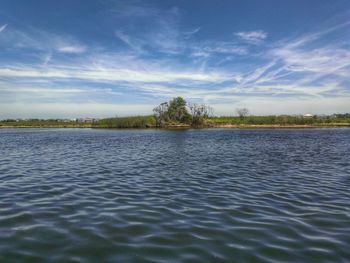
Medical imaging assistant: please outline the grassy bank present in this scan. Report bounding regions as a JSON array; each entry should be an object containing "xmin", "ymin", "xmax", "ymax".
[
  {"xmin": 1, "ymin": 115, "xmax": 350, "ymax": 129},
  {"xmin": 0, "ymin": 119, "xmax": 92, "ymax": 128},
  {"xmin": 207, "ymin": 115, "xmax": 350, "ymax": 126},
  {"xmin": 92, "ymin": 116, "xmax": 157, "ymax": 128}
]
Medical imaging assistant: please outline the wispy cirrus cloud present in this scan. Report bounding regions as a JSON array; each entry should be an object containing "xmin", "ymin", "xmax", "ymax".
[
  {"xmin": 190, "ymin": 41, "xmax": 247, "ymax": 58},
  {"xmin": 256, "ymin": 24, "xmax": 350, "ymax": 88},
  {"xmin": 111, "ymin": 3, "xmax": 183, "ymax": 54},
  {"xmin": 0, "ymin": 24, "xmax": 7, "ymax": 33},
  {"xmin": 1, "ymin": 19, "xmax": 349, "ymax": 114},
  {"xmin": 0, "ymin": 25, "xmax": 87, "ymax": 54},
  {"xmin": 115, "ymin": 30, "xmax": 144, "ymax": 53},
  {"xmin": 235, "ymin": 30, "xmax": 268, "ymax": 44},
  {"xmin": 56, "ymin": 44, "xmax": 87, "ymax": 54},
  {"xmin": 183, "ymin": 27, "xmax": 201, "ymax": 39},
  {"xmin": 0, "ymin": 65, "xmax": 232, "ymax": 83},
  {"xmin": 0, "ymin": 0, "xmax": 349, "ymax": 118}
]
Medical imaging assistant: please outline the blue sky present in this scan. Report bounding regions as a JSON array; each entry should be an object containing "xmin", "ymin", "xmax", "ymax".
[{"xmin": 0, "ymin": 0, "xmax": 349, "ymax": 118}]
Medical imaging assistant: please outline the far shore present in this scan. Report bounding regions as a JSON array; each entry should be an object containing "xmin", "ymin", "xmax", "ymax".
[
  {"xmin": 1, "ymin": 123, "xmax": 350, "ymax": 129},
  {"xmin": 2, "ymin": 111, "xmax": 350, "ymax": 129}
]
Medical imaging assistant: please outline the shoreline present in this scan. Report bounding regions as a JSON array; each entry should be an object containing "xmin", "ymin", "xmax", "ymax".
[{"xmin": 1, "ymin": 123, "xmax": 350, "ymax": 129}]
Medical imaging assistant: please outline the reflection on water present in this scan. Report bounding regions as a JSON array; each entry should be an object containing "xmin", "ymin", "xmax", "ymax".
[{"xmin": 0, "ymin": 128, "xmax": 350, "ymax": 262}]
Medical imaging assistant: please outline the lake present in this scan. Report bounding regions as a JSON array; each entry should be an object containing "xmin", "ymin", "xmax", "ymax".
[{"xmin": 0, "ymin": 128, "xmax": 349, "ymax": 262}]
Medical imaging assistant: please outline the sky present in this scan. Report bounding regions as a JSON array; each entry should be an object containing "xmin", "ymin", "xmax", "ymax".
[{"xmin": 0, "ymin": 0, "xmax": 350, "ymax": 118}]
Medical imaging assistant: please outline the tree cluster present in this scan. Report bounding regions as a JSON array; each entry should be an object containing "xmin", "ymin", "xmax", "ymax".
[
  {"xmin": 153, "ymin": 97, "xmax": 212, "ymax": 127},
  {"xmin": 189, "ymin": 103, "xmax": 214, "ymax": 127},
  {"xmin": 236, "ymin": 108, "xmax": 249, "ymax": 120}
]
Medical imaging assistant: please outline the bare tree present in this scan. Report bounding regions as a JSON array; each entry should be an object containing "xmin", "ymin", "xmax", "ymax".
[
  {"xmin": 188, "ymin": 103, "xmax": 213, "ymax": 126},
  {"xmin": 153, "ymin": 102, "xmax": 169, "ymax": 126},
  {"xmin": 206, "ymin": 105, "xmax": 214, "ymax": 118},
  {"xmin": 236, "ymin": 108, "xmax": 249, "ymax": 120}
]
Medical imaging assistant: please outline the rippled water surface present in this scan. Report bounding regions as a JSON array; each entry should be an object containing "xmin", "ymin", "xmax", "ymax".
[{"xmin": 1, "ymin": 128, "xmax": 350, "ymax": 262}]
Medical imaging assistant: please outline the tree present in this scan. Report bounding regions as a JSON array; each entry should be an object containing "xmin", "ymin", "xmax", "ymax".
[
  {"xmin": 189, "ymin": 103, "xmax": 213, "ymax": 127},
  {"xmin": 153, "ymin": 97, "xmax": 213, "ymax": 127},
  {"xmin": 236, "ymin": 108, "xmax": 249, "ymax": 120},
  {"xmin": 153, "ymin": 97, "xmax": 192, "ymax": 126},
  {"xmin": 167, "ymin": 97, "xmax": 189, "ymax": 122},
  {"xmin": 153, "ymin": 102, "xmax": 169, "ymax": 127}
]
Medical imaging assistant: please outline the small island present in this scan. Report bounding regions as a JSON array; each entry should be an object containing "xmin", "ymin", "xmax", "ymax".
[{"xmin": 1, "ymin": 97, "xmax": 350, "ymax": 129}]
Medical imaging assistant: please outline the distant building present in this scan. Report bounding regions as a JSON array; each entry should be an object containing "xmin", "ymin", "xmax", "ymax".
[
  {"xmin": 303, "ymin": 113, "xmax": 313, "ymax": 118},
  {"xmin": 77, "ymin": 118, "xmax": 99, "ymax": 123}
]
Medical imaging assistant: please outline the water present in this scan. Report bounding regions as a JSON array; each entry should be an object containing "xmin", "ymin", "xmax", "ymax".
[{"xmin": 0, "ymin": 128, "xmax": 350, "ymax": 262}]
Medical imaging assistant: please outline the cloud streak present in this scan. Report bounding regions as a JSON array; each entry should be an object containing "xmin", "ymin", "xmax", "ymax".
[
  {"xmin": 1, "ymin": 19, "xmax": 349, "ymax": 115},
  {"xmin": 0, "ymin": 1, "xmax": 349, "ymax": 117},
  {"xmin": 0, "ymin": 25, "xmax": 87, "ymax": 54},
  {"xmin": 235, "ymin": 30, "xmax": 267, "ymax": 44},
  {"xmin": 0, "ymin": 66, "xmax": 231, "ymax": 83},
  {"xmin": 0, "ymin": 24, "xmax": 7, "ymax": 33},
  {"xmin": 56, "ymin": 44, "xmax": 87, "ymax": 54}
]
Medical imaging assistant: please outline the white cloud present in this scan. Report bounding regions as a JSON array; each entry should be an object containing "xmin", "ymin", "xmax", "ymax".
[
  {"xmin": 0, "ymin": 102, "xmax": 154, "ymax": 119},
  {"xmin": 0, "ymin": 66, "xmax": 231, "ymax": 83},
  {"xmin": 211, "ymin": 96, "xmax": 350, "ymax": 116},
  {"xmin": 42, "ymin": 53, "xmax": 52, "ymax": 65},
  {"xmin": 232, "ymin": 23, "xmax": 350, "ymax": 96},
  {"xmin": 235, "ymin": 30, "xmax": 268, "ymax": 44},
  {"xmin": 2, "ymin": 95, "xmax": 349, "ymax": 119},
  {"xmin": 0, "ymin": 24, "xmax": 7, "ymax": 33},
  {"xmin": 271, "ymin": 47, "xmax": 350, "ymax": 75},
  {"xmin": 1, "ymin": 22, "xmax": 349, "ymax": 115},
  {"xmin": 183, "ymin": 27, "xmax": 201, "ymax": 39},
  {"xmin": 112, "ymin": 4, "xmax": 183, "ymax": 54},
  {"xmin": 195, "ymin": 42, "xmax": 247, "ymax": 55},
  {"xmin": 0, "ymin": 25, "xmax": 87, "ymax": 54},
  {"xmin": 56, "ymin": 44, "xmax": 86, "ymax": 54},
  {"xmin": 239, "ymin": 61, "xmax": 277, "ymax": 85},
  {"xmin": 1, "ymin": 11, "xmax": 350, "ymax": 117},
  {"xmin": 115, "ymin": 30, "xmax": 144, "ymax": 53}
]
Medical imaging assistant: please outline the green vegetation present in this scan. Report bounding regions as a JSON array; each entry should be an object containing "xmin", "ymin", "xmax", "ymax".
[
  {"xmin": 152, "ymin": 97, "xmax": 212, "ymax": 127},
  {"xmin": 189, "ymin": 103, "xmax": 213, "ymax": 127},
  {"xmin": 0, "ymin": 119, "xmax": 92, "ymax": 128},
  {"xmin": 153, "ymin": 97, "xmax": 193, "ymax": 126},
  {"xmin": 93, "ymin": 116, "xmax": 156, "ymax": 128},
  {"xmin": 1, "ymin": 98, "xmax": 350, "ymax": 129},
  {"xmin": 208, "ymin": 114, "xmax": 350, "ymax": 126}
]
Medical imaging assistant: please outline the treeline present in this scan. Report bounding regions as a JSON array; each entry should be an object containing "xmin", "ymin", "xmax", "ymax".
[
  {"xmin": 209, "ymin": 115, "xmax": 350, "ymax": 125},
  {"xmin": 93, "ymin": 97, "xmax": 213, "ymax": 128},
  {"xmin": 93, "ymin": 98, "xmax": 350, "ymax": 128},
  {"xmin": 2, "ymin": 97, "xmax": 350, "ymax": 128}
]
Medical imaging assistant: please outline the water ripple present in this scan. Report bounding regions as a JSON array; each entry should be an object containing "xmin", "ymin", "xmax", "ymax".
[{"xmin": 0, "ymin": 128, "xmax": 350, "ymax": 262}]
